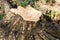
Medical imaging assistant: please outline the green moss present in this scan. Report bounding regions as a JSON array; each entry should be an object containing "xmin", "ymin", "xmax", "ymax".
[{"xmin": 0, "ymin": 14, "xmax": 5, "ymax": 20}]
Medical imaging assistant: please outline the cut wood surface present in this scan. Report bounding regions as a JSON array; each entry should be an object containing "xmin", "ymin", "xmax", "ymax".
[{"xmin": 10, "ymin": 5, "xmax": 42, "ymax": 22}]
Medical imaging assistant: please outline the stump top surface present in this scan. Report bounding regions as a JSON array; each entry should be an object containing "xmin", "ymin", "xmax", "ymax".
[{"xmin": 10, "ymin": 5, "xmax": 42, "ymax": 22}]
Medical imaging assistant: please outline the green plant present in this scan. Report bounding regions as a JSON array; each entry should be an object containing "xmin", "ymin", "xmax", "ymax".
[
  {"xmin": 46, "ymin": 0, "xmax": 55, "ymax": 6},
  {"xmin": 16, "ymin": 0, "xmax": 39, "ymax": 7},
  {"xmin": 33, "ymin": 2, "xmax": 40, "ymax": 10},
  {"xmin": 46, "ymin": 10, "xmax": 55, "ymax": 19}
]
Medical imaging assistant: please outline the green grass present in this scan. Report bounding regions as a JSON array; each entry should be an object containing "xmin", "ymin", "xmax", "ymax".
[{"xmin": 16, "ymin": 0, "xmax": 39, "ymax": 7}]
